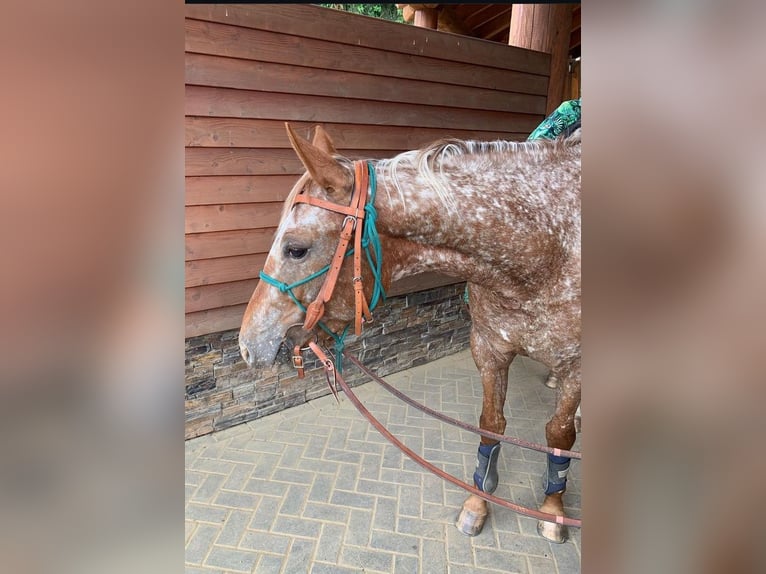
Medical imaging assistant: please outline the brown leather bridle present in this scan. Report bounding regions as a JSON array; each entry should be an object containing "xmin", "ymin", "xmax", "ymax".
[
  {"xmin": 276, "ymin": 160, "xmax": 379, "ymax": 380},
  {"xmin": 291, "ymin": 160, "xmax": 374, "ymax": 336}
]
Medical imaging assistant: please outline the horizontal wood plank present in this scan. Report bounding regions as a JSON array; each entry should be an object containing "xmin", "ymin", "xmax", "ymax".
[
  {"xmin": 186, "ymin": 279, "xmax": 258, "ymax": 313},
  {"xmin": 387, "ymin": 272, "xmax": 462, "ymax": 297},
  {"xmin": 185, "ymin": 53, "xmax": 546, "ymax": 115},
  {"xmin": 186, "ymin": 118, "xmax": 525, "ymax": 149},
  {"xmin": 184, "ymin": 4, "xmax": 550, "ymax": 75},
  {"xmin": 186, "ymin": 228, "xmax": 277, "ymax": 260},
  {"xmin": 186, "ymin": 304, "xmax": 247, "ymax": 338},
  {"xmin": 185, "ymin": 86, "xmax": 545, "ymax": 133},
  {"xmin": 186, "ymin": 253, "xmax": 267, "ymax": 287},
  {"xmin": 185, "ymin": 18, "xmax": 548, "ymax": 96},
  {"xmin": 185, "ymin": 148, "xmax": 304, "ymax": 177},
  {"xmin": 186, "ymin": 147, "xmax": 398, "ymax": 177},
  {"xmin": 186, "ymin": 203, "xmax": 283, "ymax": 233},
  {"xmin": 186, "ymin": 175, "xmax": 296, "ymax": 205}
]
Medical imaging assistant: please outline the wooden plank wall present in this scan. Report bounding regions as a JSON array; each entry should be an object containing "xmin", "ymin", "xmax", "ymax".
[{"xmin": 185, "ymin": 4, "xmax": 551, "ymax": 338}]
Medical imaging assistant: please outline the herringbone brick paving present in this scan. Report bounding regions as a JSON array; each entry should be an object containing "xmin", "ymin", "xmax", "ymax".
[{"xmin": 186, "ymin": 350, "xmax": 581, "ymax": 573}]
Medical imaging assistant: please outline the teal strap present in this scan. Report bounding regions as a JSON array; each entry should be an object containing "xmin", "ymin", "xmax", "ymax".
[{"xmin": 259, "ymin": 161, "xmax": 386, "ymax": 373}]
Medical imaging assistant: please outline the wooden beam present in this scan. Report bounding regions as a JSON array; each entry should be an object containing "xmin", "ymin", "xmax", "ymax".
[
  {"xmin": 546, "ymin": 5, "xmax": 573, "ymax": 113},
  {"xmin": 509, "ymin": 4, "xmax": 575, "ymax": 114},
  {"xmin": 413, "ymin": 7, "xmax": 438, "ymax": 29}
]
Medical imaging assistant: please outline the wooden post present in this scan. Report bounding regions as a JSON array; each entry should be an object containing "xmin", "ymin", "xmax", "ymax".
[
  {"xmin": 510, "ymin": 4, "xmax": 574, "ymax": 114},
  {"xmin": 414, "ymin": 7, "xmax": 438, "ymax": 29}
]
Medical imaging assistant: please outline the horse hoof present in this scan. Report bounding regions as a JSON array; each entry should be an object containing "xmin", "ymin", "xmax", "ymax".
[
  {"xmin": 455, "ymin": 507, "xmax": 487, "ymax": 536},
  {"xmin": 537, "ymin": 519, "xmax": 568, "ymax": 543}
]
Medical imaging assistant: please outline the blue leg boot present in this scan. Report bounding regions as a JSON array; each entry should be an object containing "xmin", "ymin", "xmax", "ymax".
[{"xmin": 456, "ymin": 442, "xmax": 501, "ymax": 536}]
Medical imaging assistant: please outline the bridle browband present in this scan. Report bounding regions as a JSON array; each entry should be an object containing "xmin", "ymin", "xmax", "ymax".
[{"xmin": 259, "ymin": 160, "xmax": 385, "ymax": 375}]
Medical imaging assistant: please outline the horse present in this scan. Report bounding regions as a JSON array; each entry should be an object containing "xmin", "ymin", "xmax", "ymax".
[{"xmin": 239, "ymin": 123, "xmax": 581, "ymax": 542}]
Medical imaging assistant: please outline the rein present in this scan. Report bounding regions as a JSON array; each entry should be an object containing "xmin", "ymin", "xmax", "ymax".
[
  {"xmin": 259, "ymin": 160, "xmax": 385, "ymax": 372},
  {"xmin": 308, "ymin": 342, "xmax": 582, "ymax": 528}
]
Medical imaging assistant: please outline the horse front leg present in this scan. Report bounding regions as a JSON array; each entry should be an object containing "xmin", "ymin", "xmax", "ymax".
[
  {"xmin": 537, "ymin": 370, "xmax": 580, "ymax": 543},
  {"xmin": 455, "ymin": 328, "xmax": 513, "ymax": 536}
]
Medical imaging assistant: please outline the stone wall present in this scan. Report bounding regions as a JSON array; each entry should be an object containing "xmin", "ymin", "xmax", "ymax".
[{"xmin": 185, "ymin": 283, "xmax": 472, "ymax": 439}]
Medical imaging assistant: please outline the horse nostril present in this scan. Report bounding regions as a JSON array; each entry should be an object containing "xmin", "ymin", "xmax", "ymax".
[{"xmin": 239, "ymin": 341, "xmax": 252, "ymax": 366}]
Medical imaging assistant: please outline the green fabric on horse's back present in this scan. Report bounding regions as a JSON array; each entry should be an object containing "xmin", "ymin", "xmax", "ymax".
[
  {"xmin": 463, "ymin": 99, "xmax": 582, "ymax": 304},
  {"xmin": 527, "ymin": 99, "xmax": 581, "ymax": 141}
]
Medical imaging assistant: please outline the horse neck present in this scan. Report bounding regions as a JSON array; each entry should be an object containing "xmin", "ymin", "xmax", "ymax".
[{"xmin": 369, "ymin": 144, "xmax": 580, "ymax": 290}]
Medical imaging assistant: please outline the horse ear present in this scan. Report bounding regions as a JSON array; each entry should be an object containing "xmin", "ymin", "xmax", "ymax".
[
  {"xmin": 311, "ymin": 125, "xmax": 337, "ymax": 155},
  {"xmin": 285, "ymin": 123, "xmax": 350, "ymax": 196}
]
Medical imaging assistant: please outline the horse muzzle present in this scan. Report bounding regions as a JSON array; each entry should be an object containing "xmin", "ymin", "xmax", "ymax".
[{"xmin": 239, "ymin": 323, "xmax": 314, "ymax": 369}]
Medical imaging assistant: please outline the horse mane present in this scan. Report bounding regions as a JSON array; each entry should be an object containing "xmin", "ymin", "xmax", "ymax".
[
  {"xmin": 378, "ymin": 130, "xmax": 581, "ymax": 215},
  {"xmin": 281, "ymin": 130, "xmax": 581, "ymax": 223}
]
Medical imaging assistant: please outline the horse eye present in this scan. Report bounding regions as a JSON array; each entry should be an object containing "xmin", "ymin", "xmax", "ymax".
[{"xmin": 286, "ymin": 246, "xmax": 308, "ymax": 260}]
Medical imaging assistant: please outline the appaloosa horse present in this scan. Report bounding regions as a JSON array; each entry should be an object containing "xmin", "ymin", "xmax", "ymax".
[{"xmin": 239, "ymin": 124, "xmax": 581, "ymax": 542}]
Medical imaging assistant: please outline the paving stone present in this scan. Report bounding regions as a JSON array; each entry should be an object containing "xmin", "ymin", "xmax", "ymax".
[
  {"xmin": 397, "ymin": 516, "xmax": 445, "ymax": 540},
  {"xmin": 185, "ymin": 523, "xmax": 220, "ymax": 564},
  {"xmin": 272, "ymin": 466, "xmax": 315, "ymax": 485},
  {"xmin": 249, "ymin": 496, "xmax": 280, "ymax": 532},
  {"xmin": 303, "ymin": 501, "xmax": 349, "ymax": 524},
  {"xmin": 311, "ymin": 562, "xmax": 363, "ymax": 574},
  {"xmin": 314, "ymin": 522, "xmax": 346, "ymax": 563},
  {"xmin": 526, "ymin": 556, "xmax": 558, "ymax": 574},
  {"xmin": 215, "ymin": 509, "xmax": 251, "ymax": 547},
  {"xmin": 340, "ymin": 546, "xmax": 394, "ymax": 573},
  {"xmin": 334, "ymin": 462, "xmax": 360, "ymax": 491},
  {"xmin": 370, "ymin": 529, "xmax": 420, "ymax": 555},
  {"xmin": 185, "ymin": 520, "xmax": 196, "ymax": 544},
  {"xmin": 550, "ymin": 538, "xmax": 581, "ymax": 573},
  {"xmin": 372, "ymin": 496, "xmax": 397, "ymax": 531},
  {"xmin": 283, "ymin": 538, "xmax": 317, "ymax": 574},
  {"xmin": 446, "ymin": 525, "xmax": 476, "ymax": 566},
  {"xmin": 422, "ymin": 538, "xmax": 449, "ymax": 573},
  {"xmin": 357, "ymin": 477, "xmax": 397, "ymax": 498},
  {"xmin": 186, "ymin": 503, "xmax": 229, "ymax": 525},
  {"xmin": 274, "ymin": 484, "xmax": 307, "ymax": 517},
  {"xmin": 474, "ymin": 547, "xmax": 528, "ymax": 573},
  {"xmin": 496, "ymin": 532, "xmax": 553, "ymax": 558},
  {"xmin": 238, "ymin": 531, "xmax": 291, "ymax": 554},
  {"xmin": 184, "ymin": 567, "xmax": 224, "ymax": 574},
  {"xmin": 243, "ymin": 478, "xmax": 288, "ymax": 497},
  {"xmin": 308, "ymin": 473, "xmax": 335, "ymax": 503},
  {"xmin": 397, "ymin": 484, "xmax": 423, "ymax": 518},
  {"xmin": 394, "ymin": 554, "xmax": 420, "ymax": 574},
  {"xmin": 204, "ymin": 547, "xmax": 259, "ymax": 572},
  {"xmin": 272, "ymin": 515, "xmax": 322, "ymax": 538},
  {"xmin": 222, "ymin": 463, "xmax": 254, "ymax": 491},
  {"xmin": 330, "ymin": 489, "xmax": 376, "ymax": 510},
  {"xmin": 213, "ymin": 491, "xmax": 259, "ymax": 509},
  {"xmin": 254, "ymin": 554, "xmax": 285, "ymax": 574},
  {"xmin": 345, "ymin": 508, "xmax": 373, "ymax": 546},
  {"xmin": 185, "ymin": 350, "xmax": 582, "ymax": 574}
]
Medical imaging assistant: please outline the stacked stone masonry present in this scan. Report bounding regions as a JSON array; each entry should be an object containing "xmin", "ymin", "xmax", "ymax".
[{"xmin": 185, "ymin": 283, "xmax": 471, "ymax": 439}]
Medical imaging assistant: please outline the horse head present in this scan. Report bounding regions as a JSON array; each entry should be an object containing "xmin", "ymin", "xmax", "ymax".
[{"xmin": 239, "ymin": 124, "xmax": 373, "ymax": 368}]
